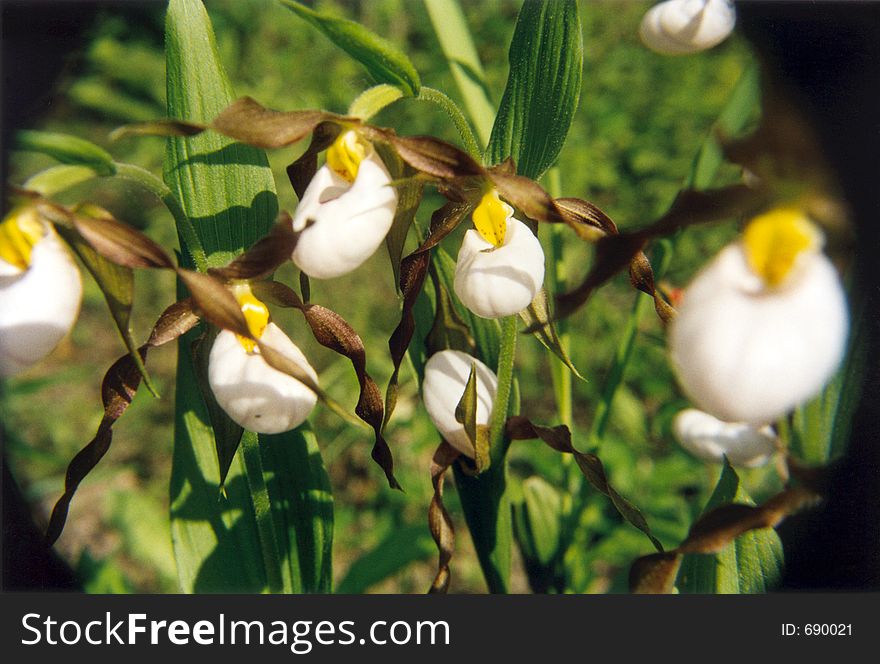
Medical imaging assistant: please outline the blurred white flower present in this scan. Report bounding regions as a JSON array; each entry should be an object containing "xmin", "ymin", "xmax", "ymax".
[
  {"xmin": 669, "ymin": 207, "xmax": 848, "ymax": 424},
  {"xmin": 639, "ymin": 0, "xmax": 736, "ymax": 55},
  {"xmin": 454, "ymin": 189, "xmax": 545, "ymax": 319},
  {"xmin": 208, "ymin": 285, "xmax": 318, "ymax": 434},
  {"xmin": 291, "ymin": 130, "xmax": 398, "ymax": 279},
  {"xmin": 0, "ymin": 206, "xmax": 82, "ymax": 377},
  {"xmin": 421, "ymin": 349, "xmax": 498, "ymax": 457},
  {"xmin": 673, "ymin": 408, "xmax": 778, "ymax": 467}
]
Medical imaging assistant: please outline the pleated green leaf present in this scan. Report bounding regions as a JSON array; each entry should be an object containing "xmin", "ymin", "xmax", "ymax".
[
  {"xmin": 677, "ymin": 461, "xmax": 784, "ymax": 593},
  {"xmin": 487, "ymin": 0, "xmax": 582, "ymax": 179},
  {"xmin": 163, "ymin": 0, "xmax": 278, "ymax": 269},
  {"xmin": 164, "ymin": 0, "xmax": 331, "ymax": 593},
  {"xmin": 280, "ymin": 0, "xmax": 420, "ymax": 96}
]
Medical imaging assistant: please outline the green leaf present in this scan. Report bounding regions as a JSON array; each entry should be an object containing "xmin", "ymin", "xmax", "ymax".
[
  {"xmin": 513, "ymin": 476, "xmax": 562, "ymax": 567},
  {"xmin": 279, "ymin": 0, "xmax": 420, "ymax": 96},
  {"xmin": 337, "ymin": 524, "xmax": 434, "ymax": 594},
  {"xmin": 677, "ymin": 461, "xmax": 784, "ymax": 593},
  {"xmin": 688, "ymin": 63, "xmax": 760, "ymax": 190},
  {"xmin": 519, "ymin": 288, "xmax": 585, "ymax": 381},
  {"xmin": 790, "ymin": 298, "xmax": 867, "ymax": 463},
  {"xmin": 165, "ymin": 0, "xmax": 332, "ymax": 593},
  {"xmin": 487, "ymin": 0, "xmax": 582, "ymax": 179},
  {"xmin": 55, "ymin": 222, "xmax": 156, "ymax": 396},
  {"xmin": 454, "ymin": 361, "xmax": 491, "ymax": 471},
  {"xmin": 163, "ymin": 0, "xmax": 278, "ymax": 269},
  {"xmin": 452, "ymin": 459, "xmax": 513, "ymax": 593},
  {"xmin": 423, "ymin": 0, "xmax": 495, "ymax": 147},
  {"xmin": 23, "ymin": 165, "xmax": 100, "ymax": 197},
  {"xmin": 375, "ymin": 144, "xmax": 423, "ymax": 289},
  {"xmin": 15, "ymin": 130, "xmax": 116, "ymax": 176},
  {"xmin": 262, "ymin": 424, "xmax": 334, "ymax": 593}
]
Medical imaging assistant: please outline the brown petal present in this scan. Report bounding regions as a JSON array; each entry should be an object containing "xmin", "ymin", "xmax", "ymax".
[
  {"xmin": 629, "ymin": 486, "xmax": 818, "ymax": 593},
  {"xmin": 506, "ymin": 415, "xmax": 662, "ymax": 551},
  {"xmin": 385, "ymin": 134, "xmax": 484, "ymax": 180},
  {"xmin": 488, "ymin": 170, "xmax": 565, "ymax": 224},
  {"xmin": 208, "ymin": 212, "xmax": 299, "ymax": 282},
  {"xmin": 428, "ymin": 441, "xmax": 460, "ymax": 593},
  {"xmin": 252, "ymin": 281, "xmax": 400, "ymax": 489},
  {"xmin": 210, "ymin": 97, "xmax": 351, "ymax": 150},
  {"xmin": 45, "ymin": 299, "xmax": 199, "ymax": 545}
]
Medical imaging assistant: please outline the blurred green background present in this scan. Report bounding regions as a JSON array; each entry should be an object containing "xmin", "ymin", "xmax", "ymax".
[{"xmin": 2, "ymin": 0, "xmax": 776, "ymax": 593}]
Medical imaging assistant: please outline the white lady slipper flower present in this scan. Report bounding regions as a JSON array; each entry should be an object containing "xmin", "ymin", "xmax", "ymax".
[
  {"xmin": 639, "ymin": 0, "xmax": 736, "ymax": 55},
  {"xmin": 0, "ymin": 206, "xmax": 83, "ymax": 377},
  {"xmin": 208, "ymin": 284, "xmax": 318, "ymax": 434},
  {"xmin": 673, "ymin": 408, "xmax": 778, "ymax": 468},
  {"xmin": 454, "ymin": 189, "xmax": 545, "ymax": 319},
  {"xmin": 421, "ymin": 349, "xmax": 498, "ymax": 457},
  {"xmin": 291, "ymin": 129, "xmax": 398, "ymax": 279},
  {"xmin": 669, "ymin": 207, "xmax": 849, "ymax": 425}
]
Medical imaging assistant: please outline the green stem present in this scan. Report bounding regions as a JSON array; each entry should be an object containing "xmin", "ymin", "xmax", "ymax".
[
  {"xmin": 239, "ymin": 430, "xmax": 284, "ymax": 594},
  {"xmin": 113, "ymin": 162, "xmax": 208, "ymax": 272},
  {"xmin": 417, "ymin": 86, "xmax": 482, "ymax": 159},
  {"xmin": 453, "ymin": 315, "xmax": 517, "ymax": 594},
  {"xmin": 544, "ymin": 168, "xmax": 573, "ymax": 431},
  {"xmin": 347, "ymin": 83, "xmax": 405, "ymax": 121},
  {"xmin": 489, "ymin": 315, "xmax": 518, "ymax": 463}
]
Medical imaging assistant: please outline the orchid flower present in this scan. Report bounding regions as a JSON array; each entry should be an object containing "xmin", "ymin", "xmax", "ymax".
[
  {"xmin": 639, "ymin": 0, "xmax": 736, "ymax": 55},
  {"xmin": 454, "ymin": 189, "xmax": 545, "ymax": 319},
  {"xmin": 673, "ymin": 408, "xmax": 779, "ymax": 468},
  {"xmin": 208, "ymin": 284, "xmax": 318, "ymax": 434},
  {"xmin": 291, "ymin": 129, "xmax": 398, "ymax": 279},
  {"xmin": 421, "ymin": 349, "xmax": 498, "ymax": 457},
  {"xmin": 669, "ymin": 207, "xmax": 849, "ymax": 425},
  {"xmin": 0, "ymin": 206, "xmax": 82, "ymax": 377}
]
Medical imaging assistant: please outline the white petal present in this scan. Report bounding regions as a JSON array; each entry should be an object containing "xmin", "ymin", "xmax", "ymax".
[
  {"xmin": 454, "ymin": 216, "xmax": 545, "ymax": 319},
  {"xmin": 421, "ymin": 349, "xmax": 498, "ymax": 457},
  {"xmin": 208, "ymin": 323, "xmax": 318, "ymax": 434},
  {"xmin": 669, "ymin": 243, "xmax": 848, "ymax": 424},
  {"xmin": 673, "ymin": 408, "xmax": 778, "ymax": 467},
  {"xmin": 291, "ymin": 152, "xmax": 398, "ymax": 279},
  {"xmin": 0, "ymin": 229, "xmax": 82, "ymax": 377},
  {"xmin": 639, "ymin": 0, "xmax": 736, "ymax": 55}
]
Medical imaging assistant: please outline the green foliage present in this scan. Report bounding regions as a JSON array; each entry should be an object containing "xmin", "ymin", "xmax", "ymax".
[
  {"xmin": 487, "ymin": 0, "xmax": 583, "ymax": 179},
  {"xmin": 280, "ymin": 0, "xmax": 421, "ymax": 96},
  {"xmin": 16, "ymin": 130, "xmax": 115, "ymax": 176},
  {"xmin": 677, "ymin": 461, "xmax": 783, "ymax": 593},
  {"xmin": 164, "ymin": 0, "xmax": 331, "ymax": 594}
]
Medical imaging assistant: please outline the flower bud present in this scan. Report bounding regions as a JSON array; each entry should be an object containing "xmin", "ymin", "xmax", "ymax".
[
  {"xmin": 208, "ymin": 286, "xmax": 318, "ymax": 434},
  {"xmin": 421, "ymin": 349, "xmax": 498, "ymax": 457},
  {"xmin": 673, "ymin": 408, "xmax": 778, "ymax": 467},
  {"xmin": 291, "ymin": 130, "xmax": 398, "ymax": 279},
  {"xmin": 639, "ymin": 0, "xmax": 736, "ymax": 55},
  {"xmin": 669, "ymin": 208, "xmax": 848, "ymax": 424},
  {"xmin": 454, "ymin": 190, "xmax": 545, "ymax": 319},
  {"xmin": 0, "ymin": 206, "xmax": 82, "ymax": 376}
]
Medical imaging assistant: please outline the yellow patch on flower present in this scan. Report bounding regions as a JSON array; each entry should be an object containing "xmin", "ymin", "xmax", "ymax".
[
  {"xmin": 0, "ymin": 206, "xmax": 45, "ymax": 271},
  {"xmin": 326, "ymin": 130, "xmax": 368, "ymax": 182},
  {"xmin": 472, "ymin": 189, "xmax": 509, "ymax": 248},
  {"xmin": 743, "ymin": 207, "xmax": 821, "ymax": 288},
  {"xmin": 231, "ymin": 284, "xmax": 270, "ymax": 353}
]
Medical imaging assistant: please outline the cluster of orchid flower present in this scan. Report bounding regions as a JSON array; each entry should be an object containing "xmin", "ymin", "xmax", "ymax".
[
  {"xmin": 0, "ymin": 0, "xmax": 849, "ymax": 495},
  {"xmin": 0, "ymin": 121, "xmax": 545, "ymax": 448}
]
